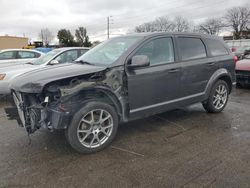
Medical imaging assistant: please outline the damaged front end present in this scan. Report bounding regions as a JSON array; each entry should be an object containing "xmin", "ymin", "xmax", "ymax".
[
  {"xmin": 11, "ymin": 90, "xmax": 70, "ymax": 134},
  {"xmin": 7, "ymin": 67, "xmax": 127, "ymax": 134}
]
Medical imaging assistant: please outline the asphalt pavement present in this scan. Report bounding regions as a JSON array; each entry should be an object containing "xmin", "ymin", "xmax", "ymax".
[{"xmin": 0, "ymin": 88, "xmax": 249, "ymax": 188}]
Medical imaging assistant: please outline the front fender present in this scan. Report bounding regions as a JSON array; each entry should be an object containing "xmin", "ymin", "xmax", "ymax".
[{"xmin": 60, "ymin": 86, "xmax": 127, "ymax": 123}]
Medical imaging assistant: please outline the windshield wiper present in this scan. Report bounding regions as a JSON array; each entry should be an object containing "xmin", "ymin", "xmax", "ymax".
[
  {"xmin": 74, "ymin": 60, "xmax": 93, "ymax": 65},
  {"xmin": 26, "ymin": 62, "xmax": 34, "ymax": 65}
]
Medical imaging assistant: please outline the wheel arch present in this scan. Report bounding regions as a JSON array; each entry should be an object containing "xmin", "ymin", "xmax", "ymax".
[
  {"xmin": 67, "ymin": 86, "xmax": 125, "ymax": 123},
  {"xmin": 204, "ymin": 68, "xmax": 233, "ymax": 99}
]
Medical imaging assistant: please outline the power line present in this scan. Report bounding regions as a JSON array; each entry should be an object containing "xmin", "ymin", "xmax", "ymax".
[
  {"xmin": 115, "ymin": 0, "xmax": 228, "ymax": 24},
  {"xmin": 109, "ymin": 0, "xmax": 188, "ymax": 18}
]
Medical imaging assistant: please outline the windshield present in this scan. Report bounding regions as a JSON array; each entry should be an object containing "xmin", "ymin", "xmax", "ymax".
[
  {"xmin": 76, "ymin": 36, "xmax": 142, "ymax": 65},
  {"xmin": 32, "ymin": 49, "xmax": 62, "ymax": 65},
  {"xmin": 245, "ymin": 54, "xmax": 250, "ymax": 59}
]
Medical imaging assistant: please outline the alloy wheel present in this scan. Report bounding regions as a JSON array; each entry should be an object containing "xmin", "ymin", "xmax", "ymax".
[
  {"xmin": 77, "ymin": 109, "xmax": 113, "ymax": 148},
  {"xmin": 212, "ymin": 84, "xmax": 228, "ymax": 110}
]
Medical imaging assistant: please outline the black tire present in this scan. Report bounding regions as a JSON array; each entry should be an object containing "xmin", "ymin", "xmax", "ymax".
[
  {"xmin": 236, "ymin": 82, "xmax": 242, "ymax": 88},
  {"xmin": 202, "ymin": 80, "xmax": 229, "ymax": 113},
  {"xmin": 65, "ymin": 101, "xmax": 118, "ymax": 154}
]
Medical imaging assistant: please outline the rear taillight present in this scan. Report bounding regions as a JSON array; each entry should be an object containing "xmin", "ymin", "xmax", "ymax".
[
  {"xmin": 233, "ymin": 55, "xmax": 238, "ymax": 64},
  {"xmin": 232, "ymin": 47, "xmax": 236, "ymax": 52}
]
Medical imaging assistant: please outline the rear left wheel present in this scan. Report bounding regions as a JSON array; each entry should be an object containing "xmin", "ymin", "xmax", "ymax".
[
  {"xmin": 65, "ymin": 101, "xmax": 118, "ymax": 154},
  {"xmin": 202, "ymin": 80, "xmax": 229, "ymax": 113}
]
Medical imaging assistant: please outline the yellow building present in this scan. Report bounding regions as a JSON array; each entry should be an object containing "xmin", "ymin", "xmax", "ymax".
[{"xmin": 0, "ymin": 36, "xmax": 29, "ymax": 50}]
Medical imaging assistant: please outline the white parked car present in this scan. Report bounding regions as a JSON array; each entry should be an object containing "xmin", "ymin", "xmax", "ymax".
[
  {"xmin": 0, "ymin": 47, "xmax": 89, "ymax": 94},
  {"xmin": 0, "ymin": 49, "xmax": 44, "ymax": 67}
]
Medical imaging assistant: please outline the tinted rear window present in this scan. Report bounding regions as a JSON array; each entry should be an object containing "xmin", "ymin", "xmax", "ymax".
[
  {"xmin": 178, "ymin": 37, "xmax": 207, "ymax": 61},
  {"xmin": 205, "ymin": 39, "xmax": 228, "ymax": 56}
]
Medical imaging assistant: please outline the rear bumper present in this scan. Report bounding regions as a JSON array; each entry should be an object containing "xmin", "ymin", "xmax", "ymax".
[{"xmin": 236, "ymin": 72, "xmax": 250, "ymax": 85}]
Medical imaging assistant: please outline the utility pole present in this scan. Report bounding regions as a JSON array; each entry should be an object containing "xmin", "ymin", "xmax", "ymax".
[
  {"xmin": 107, "ymin": 16, "xmax": 110, "ymax": 39},
  {"xmin": 107, "ymin": 16, "xmax": 113, "ymax": 39}
]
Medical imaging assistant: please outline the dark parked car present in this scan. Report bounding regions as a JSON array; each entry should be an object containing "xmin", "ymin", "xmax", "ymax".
[
  {"xmin": 8, "ymin": 32, "xmax": 235, "ymax": 153},
  {"xmin": 231, "ymin": 46, "xmax": 250, "ymax": 60},
  {"xmin": 235, "ymin": 54, "xmax": 250, "ymax": 86}
]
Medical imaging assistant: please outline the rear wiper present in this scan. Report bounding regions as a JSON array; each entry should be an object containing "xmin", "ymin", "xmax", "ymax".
[{"xmin": 74, "ymin": 60, "xmax": 93, "ymax": 65}]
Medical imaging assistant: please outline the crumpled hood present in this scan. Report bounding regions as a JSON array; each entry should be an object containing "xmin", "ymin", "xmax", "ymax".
[
  {"xmin": 10, "ymin": 63, "xmax": 106, "ymax": 93},
  {"xmin": 236, "ymin": 59, "xmax": 250, "ymax": 71}
]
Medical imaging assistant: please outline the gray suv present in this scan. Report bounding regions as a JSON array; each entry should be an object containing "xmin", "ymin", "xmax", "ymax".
[{"xmin": 8, "ymin": 32, "xmax": 235, "ymax": 153}]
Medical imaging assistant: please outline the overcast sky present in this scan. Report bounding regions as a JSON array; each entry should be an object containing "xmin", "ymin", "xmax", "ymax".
[{"xmin": 0, "ymin": 0, "xmax": 248, "ymax": 43}]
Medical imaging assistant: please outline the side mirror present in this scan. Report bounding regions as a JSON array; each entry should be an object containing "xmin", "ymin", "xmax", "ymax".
[
  {"xmin": 49, "ymin": 60, "xmax": 59, "ymax": 65},
  {"xmin": 127, "ymin": 55, "xmax": 150, "ymax": 69}
]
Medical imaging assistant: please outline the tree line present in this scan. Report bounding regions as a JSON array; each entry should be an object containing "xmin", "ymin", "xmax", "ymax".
[
  {"xmin": 135, "ymin": 5, "xmax": 250, "ymax": 39},
  {"xmin": 38, "ymin": 5, "xmax": 250, "ymax": 47},
  {"xmin": 38, "ymin": 27, "xmax": 94, "ymax": 47}
]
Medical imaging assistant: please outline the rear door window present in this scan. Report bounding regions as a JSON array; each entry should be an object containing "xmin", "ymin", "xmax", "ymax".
[
  {"xmin": 205, "ymin": 39, "xmax": 229, "ymax": 56},
  {"xmin": 17, "ymin": 51, "xmax": 36, "ymax": 59},
  {"xmin": 0, "ymin": 51, "xmax": 16, "ymax": 60},
  {"xmin": 178, "ymin": 37, "xmax": 207, "ymax": 61}
]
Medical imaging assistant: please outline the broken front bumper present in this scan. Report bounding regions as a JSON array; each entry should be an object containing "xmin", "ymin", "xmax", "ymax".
[
  {"xmin": 46, "ymin": 108, "xmax": 71, "ymax": 130},
  {"xmin": 11, "ymin": 91, "xmax": 71, "ymax": 133},
  {"xmin": 12, "ymin": 91, "xmax": 26, "ymax": 126}
]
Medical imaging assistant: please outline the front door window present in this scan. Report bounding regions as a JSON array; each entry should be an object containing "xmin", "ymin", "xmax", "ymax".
[{"xmin": 134, "ymin": 37, "xmax": 175, "ymax": 65}]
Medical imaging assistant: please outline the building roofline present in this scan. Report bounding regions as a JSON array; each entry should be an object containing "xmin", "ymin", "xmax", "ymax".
[{"xmin": 0, "ymin": 36, "xmax": 29, "ymax": 39}]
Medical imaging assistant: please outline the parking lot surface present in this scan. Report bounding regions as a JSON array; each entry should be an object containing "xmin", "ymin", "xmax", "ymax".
[{"xmin": 0, "ymin": 88, "xmax": 249, "ymax": 188}]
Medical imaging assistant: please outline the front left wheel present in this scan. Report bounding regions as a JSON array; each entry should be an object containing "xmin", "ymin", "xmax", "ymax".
[{"xmin": 65, "ymin": 101, "xmax": 119, "ymax": 154}]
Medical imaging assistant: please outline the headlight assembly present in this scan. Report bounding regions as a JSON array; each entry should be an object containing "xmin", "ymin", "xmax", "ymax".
[{"xmin": 0, "ymin": 74, "xmax": 6, "ymax": 80}]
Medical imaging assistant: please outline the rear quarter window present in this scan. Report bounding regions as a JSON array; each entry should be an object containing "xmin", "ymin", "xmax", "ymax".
[
  {"xmin": 178, "ymin": 37, "xmax": 207, "ymax": 61},
  {"xmin": 205, "ymin": 39, "xmax": 229, "ymax": 56},
  {"xmin": 35, "ymin": 52, "xmax": 42, "ymax": 58}
]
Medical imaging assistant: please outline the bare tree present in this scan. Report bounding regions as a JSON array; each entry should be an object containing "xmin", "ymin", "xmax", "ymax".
[
  {"xmin": 198, "ymin": 18, "xmax": 224, "ymax": 35},
  {"xmin": 224, "ymin": 6, "xmax": 250, "ymax": 39},
  {"xmin": 75, "ymin": 27, "xmax": 91, "ymax": 47},
  {"xmin": 135, "ymin": 22, "xmax": 154, "ymax": 32},
  {"xmin": 154, "ymin": 16, "xmax": 174, "ymax": 32},
  {"xmin": 39, "ymin": 28, "xmax": 54, "ymax": 46},
  {"xmin": 172, "ymin": 16, "xmax": 191, "ymax": 32},
  {"xmin": 135, "ymin": 16, "xmax": 174, "ymax": 32}
]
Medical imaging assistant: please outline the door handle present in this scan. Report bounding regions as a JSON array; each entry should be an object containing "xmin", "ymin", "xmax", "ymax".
[
  {"xmin": 168, "ymin": 68, "xmax": 180, "ymax": 73},
  {"xmin": 206, "ymin": 62, "xmax": 215, "ymax": 66}
]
